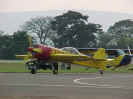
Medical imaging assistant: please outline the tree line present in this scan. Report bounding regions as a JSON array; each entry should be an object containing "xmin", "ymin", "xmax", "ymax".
[{"xmin": 0, "ymin": 10, "xmax": 133, "ymax": 59}]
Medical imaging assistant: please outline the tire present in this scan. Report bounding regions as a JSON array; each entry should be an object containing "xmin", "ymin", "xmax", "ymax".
[
  {"xmin": 52, "ymin": 63, "xmax": 58, "ymax": 75},
  {"xmin": 100, "ymin": 70, "xmax": 103, "ymax": 75},
  {"xmin": 31, "ymin": 68, "xmax": 36, "ymax": 74}
]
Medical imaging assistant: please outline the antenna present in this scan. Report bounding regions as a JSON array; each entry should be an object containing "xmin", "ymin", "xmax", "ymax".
[{"xmin": 128, "ymin": 46, "xmax": 132, "ymax": 56}]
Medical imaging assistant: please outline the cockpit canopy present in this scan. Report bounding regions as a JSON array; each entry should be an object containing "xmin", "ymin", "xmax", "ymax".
[
  {"xmin": 61, "ymin": 47, "xmax": 81, "ymax": 54},
  {"xmin": 117, "ymin": 49, "xmax": 125, "ymax": 55}
]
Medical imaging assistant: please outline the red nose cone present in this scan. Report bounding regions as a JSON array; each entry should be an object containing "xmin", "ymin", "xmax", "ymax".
[
  {"xmin": 28, "ymin": 47, "xmax": 33, "ymax": 52},
  {"xmin": 27, "ymin": 45, "xmax": 51, "ymax": 60}
]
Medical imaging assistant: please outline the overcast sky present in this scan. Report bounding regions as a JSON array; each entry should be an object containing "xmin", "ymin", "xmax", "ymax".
[{"xmin": 0, "ymin": 0, "xmax": 133, "ymax": 14}]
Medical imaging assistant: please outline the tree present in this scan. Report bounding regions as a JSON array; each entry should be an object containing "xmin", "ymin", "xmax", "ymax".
[
  {"xmin": 12, "ymin": 31, "xmax": 29, "ymax": 55},
  {"xmin": 51, "ymin": 10, "xmax": 103, "ymax": 48},
  {"xmin": 0, "ymin": 30, "xmax": 4, "ymax": 35},
  {"xmin": 107, "ymin": 19, "xmax": 133, "ymax": 48},
  {"xmin": 0, "ymin": 31, "xmax": 29, "ymax": 59},
  {"xmin": 97, "ymin": 32, "xmax": 113, "ymax": 48},
  {"xmin": 0, "ymin": 34, "xmax": 13, "ymax": 59},
  {"xmin": 22, "ymin": 16, "xmax": 56, "ymax": 45}
]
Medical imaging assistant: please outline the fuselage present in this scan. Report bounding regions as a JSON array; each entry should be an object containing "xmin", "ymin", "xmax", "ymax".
[{"xmin": 28, "ymin": 44, "xmax": 132, "ymax": 70}]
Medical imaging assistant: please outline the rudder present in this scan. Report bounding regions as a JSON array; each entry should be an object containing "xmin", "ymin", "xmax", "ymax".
[{"xmin": 93, "ymin": 48, "xmax": 106, "ymax": 60}]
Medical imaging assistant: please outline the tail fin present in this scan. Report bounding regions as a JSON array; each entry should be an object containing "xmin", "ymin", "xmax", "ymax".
[{"xmin": 93, "ymin": 48, "xmax": 106, "ymax": 60}]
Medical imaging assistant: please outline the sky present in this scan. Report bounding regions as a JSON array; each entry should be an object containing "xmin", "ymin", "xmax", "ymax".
[{"xmin": 0, "ymin": 0, "xmax": 133, "ymax": 14}]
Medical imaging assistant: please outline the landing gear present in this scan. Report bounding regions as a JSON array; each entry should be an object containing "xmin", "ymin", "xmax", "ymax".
[
  {"xmin": 26, "ymin": 60, "xmax": 38, "ymax": 74},
  {"xmin": 26, "ymin": 60, "xmax": 59, "ymax": 75},
  {"xmin": 31, "ymin": 68, "xmax": 37, "ymax": 74},
  {"xmin": 52, "ymin": 63, "xmax": 58, "ymax": 75},
  {"xmin": 99, "ymin": 70, "xmax": 104, "ymax": 75}
]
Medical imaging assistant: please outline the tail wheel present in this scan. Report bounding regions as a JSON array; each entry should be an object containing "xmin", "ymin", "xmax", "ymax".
[{"xmin": 52, "ymin": 63, "xmax": 58, "ymax": 75}]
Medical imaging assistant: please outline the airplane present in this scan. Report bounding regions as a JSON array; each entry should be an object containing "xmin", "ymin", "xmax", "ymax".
[{"xmin": 16, "ymin": 37, "xmax": 132, "ymax": 75}]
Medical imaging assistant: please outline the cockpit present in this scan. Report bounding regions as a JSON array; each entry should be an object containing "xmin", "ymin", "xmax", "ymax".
[
  {"xmin": 117, "ymin": 49, "xmax": 125, "ymax": 55},
  {"xmin": 61, "ymin": 47, "xmax": 81, "ymax": 54},
  {"xmin": 106, "ymin": 49, "xmax": 126, "ymax": 58}
]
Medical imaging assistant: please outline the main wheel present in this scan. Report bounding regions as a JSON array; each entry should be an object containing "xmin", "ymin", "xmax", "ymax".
[
  {"xmin": 52, "ymin": 63, "xmax": 58, "ymax": 75},
  {"xmin": 31, "ymin": 68, "xmax": 37, "ymax": 74},
  {"xmin": 99, "ymin": 70, "xmax": 103, "ymax": 75}
]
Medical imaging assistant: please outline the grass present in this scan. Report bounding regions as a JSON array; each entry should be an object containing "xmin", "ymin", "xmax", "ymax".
[
  {"xmin": 0, "ymin": 62, "xmax": 28, "ymax": 72},
  {"xmin": 0, "ymin": 62, "xmax": 99, "ymax": 73},
  {"xmin": 107, "ymin": 64, "xmax": 133, "ymax": 73},
  {"xmin": 0, "ymin": 61, "xmax": 133, "ymax": 73}
]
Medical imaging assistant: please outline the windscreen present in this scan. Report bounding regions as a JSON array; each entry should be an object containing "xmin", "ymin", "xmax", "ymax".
[{"xmin": 61, "ymin": 47, "xmax": 81, "ymax": 54}]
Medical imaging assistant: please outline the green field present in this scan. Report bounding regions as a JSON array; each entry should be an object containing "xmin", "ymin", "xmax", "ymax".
[{"xmin": 0, "ymin": 61, "xmax": 133, "ymax": 73}]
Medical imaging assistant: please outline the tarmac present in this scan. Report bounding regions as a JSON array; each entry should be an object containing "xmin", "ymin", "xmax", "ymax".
[{"xmin": 0, "ymin": 73, "xmax": 133, "ymax": 99}]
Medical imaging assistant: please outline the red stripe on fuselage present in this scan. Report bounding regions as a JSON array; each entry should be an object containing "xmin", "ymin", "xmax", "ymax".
[{"xmin": 34, "ymin": 44, "xmax": 51, "ymax": 60}]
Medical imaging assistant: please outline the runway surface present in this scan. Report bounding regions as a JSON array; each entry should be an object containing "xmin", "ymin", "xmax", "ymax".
[{"xmin": 0, "ymin": 73, "xmax": 133, "ymax": 99}]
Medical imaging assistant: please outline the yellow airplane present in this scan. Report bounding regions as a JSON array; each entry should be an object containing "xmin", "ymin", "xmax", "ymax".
[{"xmin": 16, "ymin": 38, "xmax": 132, "ymax": 74}]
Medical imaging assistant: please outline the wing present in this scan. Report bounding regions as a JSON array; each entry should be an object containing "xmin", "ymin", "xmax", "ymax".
[
  {"xmin": 50, "ymin": 54, "xmax": 89, "ymax": 62},
  {"xmin": 78, "ymin": 48, "xmax": 123, "ymax": 57},
  {"xmin": 16, "ymin": 55, "xmax": 27, "ymax": 59},
  {"xmin": 16, "ymin": 52, "xmax": 32, "ymax": 63}
]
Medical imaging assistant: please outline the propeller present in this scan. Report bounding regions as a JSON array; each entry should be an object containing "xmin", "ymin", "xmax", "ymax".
[
  {"xmin": 24, "ymin": 52, "xmax": 32, "ymax": 63},
  {"xmin": 16, "ymin": 35, "xmax": 44, "ymax": 64},
  {"xmin": 23, "ymin": 35, "xmax": 33, "ymax": 63},
  {"xmin": 24, "ymin": 35, "xmax": 42, "ymax": 63}
]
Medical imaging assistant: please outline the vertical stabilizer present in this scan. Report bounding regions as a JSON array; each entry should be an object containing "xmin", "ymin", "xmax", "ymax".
[{"xmin": 93, "ymin": 48, "xmax": 106, "ymax": 60}]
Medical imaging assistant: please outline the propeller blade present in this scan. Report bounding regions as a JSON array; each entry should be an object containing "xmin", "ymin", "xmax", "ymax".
[
  {"xmin": 24, "ymin": 52, "xmax": 32, "ymax": 63},
  {"xmin": 32, "ymin": 48, "xmax": 42, "ymax": 54},
  {"xmin": 28, "ymin": 36, "xmax": 32, "ymax": 47}
]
